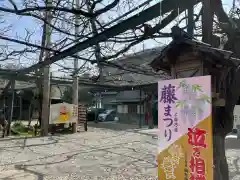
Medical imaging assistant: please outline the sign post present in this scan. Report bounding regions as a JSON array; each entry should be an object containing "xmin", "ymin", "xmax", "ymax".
[{"xmin": 157, "ymin": 76, "xmax": 213, "ymax": 180}]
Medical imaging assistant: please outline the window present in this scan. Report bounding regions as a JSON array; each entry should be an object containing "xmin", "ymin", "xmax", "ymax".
[{"xmin": 128, "ymin": 104, "xmax": 137, "ymax": 113}]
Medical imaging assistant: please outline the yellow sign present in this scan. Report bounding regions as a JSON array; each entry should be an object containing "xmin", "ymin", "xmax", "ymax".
[
  {"xmin": 158, "ymin": 116, "xmax": 213, "ymax": 180},
  {"xmin": 57, "ymin": 114, "xmax": 68, "ymax": 122},
  {"xmin": 55, "ymin": 104, "xmax": 70, "ymax": 122},
  {"xmin": 49, "ymin": 103, "xmax": 77, "ymax": 124}
]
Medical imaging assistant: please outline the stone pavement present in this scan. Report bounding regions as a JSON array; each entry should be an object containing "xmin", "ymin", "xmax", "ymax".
[
  {"xmin": 0, "ymin": 126, "xmax": 240, "ymax": 179},
  {"xmin": 225, "ymin": 135, "xmax": 240, "ymax": 180},
  {"xmin": 0, "ymin": 127, "xmax": 158, "ymax": 180}
]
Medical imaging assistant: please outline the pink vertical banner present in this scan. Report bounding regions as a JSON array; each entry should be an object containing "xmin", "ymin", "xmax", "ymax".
[
  {"xmin": 157, "ymin": 76, "xmax": 213, "ymax": 180},
  {"xmin": 158, "ymin": 76, "xmax": 211, "ymax": 151}
]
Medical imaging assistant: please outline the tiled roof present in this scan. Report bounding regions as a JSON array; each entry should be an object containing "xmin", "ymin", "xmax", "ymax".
[
  {"xmin": 150, "ymin": 26, "xmax": 240, "ymax": 72},
  {"xmin": 101, "ymin": 47, "xmax": 169, "ymax": 86},
  {"xmin": 0, "ymin": 79, "xmax": 35, "ymax": 90}
]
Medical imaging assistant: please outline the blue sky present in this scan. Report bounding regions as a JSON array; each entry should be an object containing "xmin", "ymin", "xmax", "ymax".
[{"xmin": 0, "ymin": 0, "xmax": 234, "ymax": 76}]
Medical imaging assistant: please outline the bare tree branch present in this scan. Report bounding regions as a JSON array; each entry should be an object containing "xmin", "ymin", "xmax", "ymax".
[{"xmin": 5, "ymin": 0, "xmax": 119, "ymax": 17}]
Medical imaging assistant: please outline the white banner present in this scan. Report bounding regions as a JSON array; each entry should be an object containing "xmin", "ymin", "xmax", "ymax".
[{"xmin": 49, "ymin": 103, "xmax": 78, "ymax": 124}]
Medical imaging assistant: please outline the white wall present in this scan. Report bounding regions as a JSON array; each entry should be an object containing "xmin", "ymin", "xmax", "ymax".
[
  {"xmin": 117, "ymin": 105, "xmax": 123, "ymax": 113},
  {"xmin": 117, "ymin": 104, "xmax": 128, "ymax": 114}
]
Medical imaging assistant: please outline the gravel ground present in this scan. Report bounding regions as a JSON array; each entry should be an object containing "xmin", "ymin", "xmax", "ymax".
[{"xmin": 0, "ymin": 126, "xmax": 239, "ymax": 180}]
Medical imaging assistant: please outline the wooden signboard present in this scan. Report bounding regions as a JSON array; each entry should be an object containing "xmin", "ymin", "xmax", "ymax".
[
  {"xmin": 49, "ymin": 103, "xmax": 78, "ymax": 124},
  {"xmin": 78, "ymin": 104, "xmax": 87, "ymax": 131}
]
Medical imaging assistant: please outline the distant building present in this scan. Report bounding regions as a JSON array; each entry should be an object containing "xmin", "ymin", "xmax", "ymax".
[{"xmin": 90, "ymin": 47, "xmax": 168, "ymax": 125}]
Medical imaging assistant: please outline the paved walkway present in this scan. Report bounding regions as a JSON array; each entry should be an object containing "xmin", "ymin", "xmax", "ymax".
[
  {"xmin": 0, "ymin": 126, "xmax": 239, "ymax": 179},
  {"xmin": 0, "ymin": 127, "xmax": 158, "ymax": 180}
]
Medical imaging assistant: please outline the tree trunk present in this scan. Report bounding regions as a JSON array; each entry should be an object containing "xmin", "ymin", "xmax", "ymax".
[
  {"xmin": 212, "ymin": 84, "xmax": 238, "ymax": 180},
  {"xmin": 199, "ymin": 1, "xmax": 240, "ymax": 179},
  {"xmin": 212, "ymin": 105, "xmax": 233, "ymax": 180}
]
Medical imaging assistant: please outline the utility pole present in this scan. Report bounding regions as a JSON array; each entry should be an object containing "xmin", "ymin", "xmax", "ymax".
[
  {"xmin": 72, "ymin": 0, "xmax": 80, "ymax": 133},
  {"xmin": 41, "ymin": 0, "xmax": 52, "ymax": 136},
  {"xmin": 86, "ymin": 0, "xmax": 103, "ymax": 116}
]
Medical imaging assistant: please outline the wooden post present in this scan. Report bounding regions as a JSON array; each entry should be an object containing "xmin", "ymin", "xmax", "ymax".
[
  {"xmin": 7, "ymin": 79, "xmax": 15, "ymax": 136},
  {"xmin": 84, "ymin": 106, "xmax": 88, "ymax": 131},
  {"xmin": 41, "ymin": 69, "xmax": 50, "ymax": 136},
  {"xmin": 72, "ymin": 76, "xmax": 78, "ymax": 133},
  {"xmin": 41, "ymin": 0, "xmax": 52, "ymax": 136},
  {"xmin": 94, "ymin": 93, "xmax": 98, "ymax": 123},
  {"xmin": 139, "ymin": 89, "xmax": 142, "ymax": 128},
  {"xmin": 147, "ymin": 91, "xmax": 154, "ymax": 129},
  {"xmin": 143, "ymin": 92, "xmax": 146, "ymax": 125},
  {"xmin": 72, "ymin": 0, "xmax": 80, "ymax": 133},
  {"xmin": 19, "ymin": 96, "xmax": 22, "ymax": 120}
]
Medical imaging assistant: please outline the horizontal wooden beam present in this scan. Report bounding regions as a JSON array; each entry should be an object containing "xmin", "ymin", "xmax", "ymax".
[{"xmin": 0, "ymin": 70, "xmax": 155, "ymax": 90}]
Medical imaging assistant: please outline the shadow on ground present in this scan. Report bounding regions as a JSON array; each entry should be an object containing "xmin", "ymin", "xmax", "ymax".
[
  {"xmin": 87, "ymin": 121, "xmax": 140, "ymax": 131},
  {"xmin": 15, "ymin": 165, "xmax": 44, "ymax": 180},
  {"xmin": 0, "ymin": 136, "xmax": 59, "ymax": 149},
  {"xmin": 225, "ymin": 137, "xmax": 240, "ymax": 180}
]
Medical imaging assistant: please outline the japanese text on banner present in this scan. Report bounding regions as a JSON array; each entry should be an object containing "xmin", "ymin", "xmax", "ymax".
[{"xmin": 159, "ymin": 84, "xmax": 178, "ymax": 141}]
